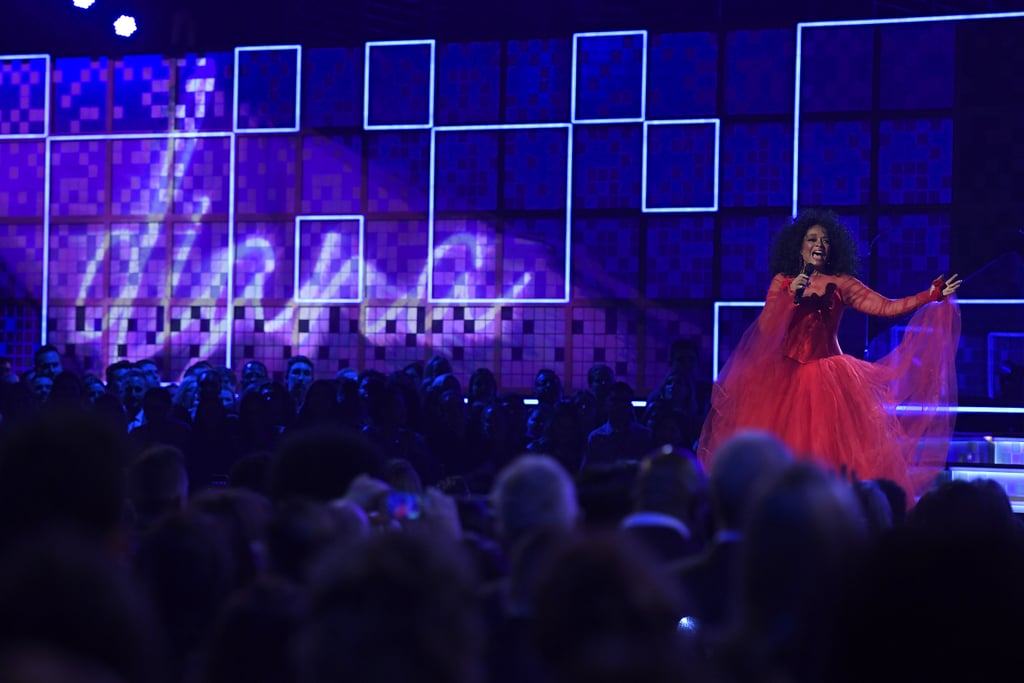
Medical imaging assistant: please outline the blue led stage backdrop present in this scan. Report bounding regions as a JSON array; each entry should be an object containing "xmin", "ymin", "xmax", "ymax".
[{"xmin": 1, "ymin": 16, "xmax": 1023, "ymax": 407}]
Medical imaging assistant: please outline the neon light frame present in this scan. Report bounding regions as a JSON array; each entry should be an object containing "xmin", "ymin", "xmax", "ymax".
[
  {"xmin": 712, "ymin": 299, "xmax": 1024, "ymax": 414},
  {"xmin": 949, "ymin": 466, "xmax": 1024, "ymax": 512},
  {"xmin": 0, "ymin": 54, "xmax": 50, "ymax": 139},
  {"xmin": 293, "ymin": 214, "xmax": 366, "ymax": 304},
  {"xmin": 363, "ymin": 40, "xmax": 436, "ymax": 131},
  {"xmin": 641, "ymin": 119, "xmax": 720, "ymax": 213},
  {"xmin": 571, "ymin": 30, "xmax": 648, "ymax": 125},
  {"xmin": 428, "ymin": 123, "xmax": 573, "ymax": 304},
  {"xmin": 232, "ymin": 45, "xmax": 302, "ymax": 134},
  {"xmin": 791, "ymin": 11, "xmax": 1024, "ymax": 217},
  {"xmin": 42, "ymin": 130, "xmax": 238, "ymax": 367}
]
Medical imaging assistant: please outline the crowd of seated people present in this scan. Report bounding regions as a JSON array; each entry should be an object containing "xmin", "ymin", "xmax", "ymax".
[{"xmin": 0, "ymin": 345, "xmax": 1022, "ymax": 683}]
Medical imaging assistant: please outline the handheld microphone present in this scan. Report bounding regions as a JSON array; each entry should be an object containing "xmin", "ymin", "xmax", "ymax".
[{"xmin": 794, "ymin": 263, "xmax": 814, "ymax": 304}]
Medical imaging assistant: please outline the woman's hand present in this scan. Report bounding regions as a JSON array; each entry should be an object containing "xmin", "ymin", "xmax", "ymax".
[
  {"xmin": 789, "ymin": 272, "xmax": 811, "ymax": 294},
  {"xmin": 930, "ymin": 273, "xmax": 962, "ymax": 299}
]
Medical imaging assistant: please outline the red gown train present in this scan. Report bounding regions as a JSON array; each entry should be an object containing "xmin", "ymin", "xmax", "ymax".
[{"xmin": 697, "ymin": 273, "xmax": 961, "ymax": 499}]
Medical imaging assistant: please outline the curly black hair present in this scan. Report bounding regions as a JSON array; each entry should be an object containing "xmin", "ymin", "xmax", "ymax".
[{"xmin": 768, "ymin": 208, "xmax": 860, "ymax": 277}]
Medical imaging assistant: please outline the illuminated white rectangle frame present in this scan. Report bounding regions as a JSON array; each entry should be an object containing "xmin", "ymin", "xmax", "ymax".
[
  {"xmin": 428, "ymin": 123, "xmax": 573, "ymax": 304},
  {"xmin": 42, "ymin": 131, "xmax": 238, "ymax": 368},
  {"xmin": 712, "ymin": 298, "xmax": 1024, "ymax": 414},
  {"xmin": 363, "ymin": 40, "xmax": 435, "ymax": 130},
  {"xmin": 642, "ymin": 119, "xmax": 720, "ymax": 213},
  {"xmin": 293, "ymin": 214, "xmax": 366, "ymax": 304},
  {"xmin": 571, "ymin": 30, "xmax": 648, "ymax": 124},
  {"xmin": 791, "ymin": 11, "xmax": 1024, "ymax": 217},
  {"xmin": 232, "ymin": 45, "xmax": 303, "ymax": 134},
  {"xmin": 987, "ymin": 332, "xmax": 1024, "ymax": 400},
  {"xmin": 0, "ymin": 53, "xmax": 50, "ymax": 139},
  {"xmin": 948, "ymin": 466, "xmax": 1024, "ymax": 512}
]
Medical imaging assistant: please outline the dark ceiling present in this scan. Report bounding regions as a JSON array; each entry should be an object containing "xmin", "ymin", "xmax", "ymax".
[{"xmin": 5, "ymin": 0, "xmax": 1024, "ymax": 56}]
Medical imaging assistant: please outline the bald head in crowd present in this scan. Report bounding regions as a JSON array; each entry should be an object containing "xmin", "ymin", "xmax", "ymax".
[
  {"xmin": 710, "ymin": 430, "xmax": 792, "ymax": 532},
  {"xmin": 491, "ymin": 455, "xmax": 579, "ymax": 552}
]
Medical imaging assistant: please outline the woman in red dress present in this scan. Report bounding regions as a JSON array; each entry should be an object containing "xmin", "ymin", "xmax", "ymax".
[{"xmin": 697, "ymin": 209, "xmax": 962, "ymax": 499}]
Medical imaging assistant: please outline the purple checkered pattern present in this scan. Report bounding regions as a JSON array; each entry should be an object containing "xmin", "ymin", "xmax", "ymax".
[
  {"xmin": 572, "ymin": 124, "xmax": 643, "ymax": 210},
  {"xmin": 167, "ymin": 304, "xmax": 229, "ymax": 377},
  {"xmin": 107, "ymin": 305, "xmax": 164, "ymax": 363},
  {"xmin": 877, "ymin": 118, "xmax": 953, "ymax": 205},
  {"xmin": 0, "ymin": 223, "xmax": 44, "ymax": 299},
  {"xmin": 719, "ymin": 214, "xmax": 789, "ymax": 300},
  {"xmin": 174, "ymin": 53, "xmax": 234, "ymax": 132},
  {"xmin": 49, "ymin": 140, "xmax": 108, "ymax": 217},
  {"xmin": 725, "ymin": 30, "xmax": 794, "ymax": 115},
  {"xmin": 236, "ymin": 136, "xmax": 298, "ymax": 215},
  {"xmin": 874, "ymin": 212, "xmax": 951, "ymax": 297},
  {"xmin": 366, "ymin": 132, "xmax": 431, "ymax": 213},
  {"xmin": 297, "ymin": 218, "xmax": 362, "ymax": 301},
  {"xmin": 109, "ymin": 223, "xmax": 167, "ymax": 299},
  {"xmin": 798, "ymin": 120, "xmax": 872, "ymax": 207},
  {"xmin": 236, "ymin": 48, "xmax": 300, "ymax": 130},
  {"xmin": 645, "ymin": 215, "xmax": 715, "ymax": 300},
  {"xmin": 0, "ymin": 57, "xmax": 46, "ymax": 136},
  {"xmin": 499, "ymin": 305, "xmax": 565, "ymax": 392},
  {"xmin": 721, "ymin": 122, "xmax": 792, "ymax": 208},
  {"xmin": 112, "ymin": 55, "xmax": 172, "ymax": 133},
  {"xmin": 52, "ymin": 57, "xmax": 109, "ymax": 134},
  {"xmin": 570, "ymin": 306, "xmax": 638, "ymax": 391},
  {"xmin": 426, "ymin": 305, "xmax": 498, "ymax": 378},
  {"xmin": 171, "ymin": 221, "xmax": 230, "ymax": 301},
  {"xmin": 231, "ymin": 304, "xmax": 292, "ymax": 377},
  {"xmin": 111, "ymin": 138, "xmax": 172, "ymax": 216},
  {"xmin": 436, "ymin": 42, "xmax": 502, "ymax": 125},
  {"xmin": 294, "ymin": 305, "xmax": 362, "ymax": 372},
  {"xmin": 0, "ymin": 140, "xmax": 45, "ymax": 216},
  {"xmin": 432, "ymin": 220, "xmax": 499, "ymax": 300},
  {"xmin": 301, "ymin": 134, "xmax": 363, "ymax": 215},
  {"xmin": 800, "ymin": 26, "xmax": 874, "ymax": 113},
  {"xmin": 365, "ymin": 219, "xmax": 428, "ymax": 300},
  {"xmin": 302, "ymin": 47, "xmax": 363, "ymax": 128},
  {"xmin": 0, "ymin": 303, "xmax": 39, "ymax": 373},
  {"xmin": 434, "ymin": 130, "xmax": 499, "ymax": 212},
  {"xmin": 572, "ymin": 217, "xmax": 641, "ymax": 299},
  {"xmin": 504, "ymin": 39, "xmax": 572, "ymax": 123},
  {"xmin": 502, "ymin": 127, "xmax": 570, "ymax": 211},
  {"xmin": 172, "ymin": 136, "xmax": 231, "ymax": 216},
  {"xmin": 46, "ymin": 304, "xmax": 106, "ymax": 374},
  {"xmin": 235, "ymin": 222, "xmax": 294, "ymax": 301},
  {"xmin": 48, "ymin": 223, "xmax": 108, "ymax": 301},
  {"xmin": 502, "ymin": 218, "xmax": 567, "ymax": 300},
  {"xmin": 364, "ymin": 305, "xmax": 429, "ymax": 371}
]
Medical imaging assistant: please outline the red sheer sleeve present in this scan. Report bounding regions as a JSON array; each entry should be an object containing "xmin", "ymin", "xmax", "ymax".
[{"xmin": 838, "ymin": 275, "xmax": 938, "ymax": 318}]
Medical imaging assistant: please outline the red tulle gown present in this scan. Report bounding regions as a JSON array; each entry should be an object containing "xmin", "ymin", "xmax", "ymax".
[{"xmin": 697, "ymin": 272, "xmax": 961, "ymax": 499}]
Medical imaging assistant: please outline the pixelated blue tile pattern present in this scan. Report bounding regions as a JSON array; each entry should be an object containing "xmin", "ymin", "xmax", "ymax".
[
  {"xmin": 366, "ymin": 131, "xmax": 431, "ymax": 213},
  {"xmin": 301, "ymin": 134, "xmax": 363, "ymax": 215},
  {"xmin": 645, "ymin": 122, "xmax": 717, "ymax": 210},
  {"xmin": 873, "ymin": 212, "xmax": 951, "ymax": 297},
  {"xmin": 53, "ymin": 57, "xmax": 108, "ymax": 135},
  {"xmin": 880, "ymin": 23, "xmax": 954, "ymax": 110},
  {"xmin": 0, "ymin": 56, "xmax": 46, "ymax": 137},
  {"xmin": 112, "ymin": 55, "xmax": 172, "ymax": 133},
  {"xmin": 366, "ymin": 43, "xmax": 432, "ymax": 127},
  {"xmin": 877, "ymin": 118, "xmax": 953, "ymax": 205},
  {"xmin": 175, "ymin": 53, "xmax": 234, "ymax": 132},
  {"xmin": 574, "ymin": 33, "xmax": 645, "ymax": 121},
  {"xmin": 573, "ymin": 217, "xmax": 641, "ymax": 299},
  {"xmin": 303, "ymin": 47, "xmax": 363, "ymax": 128},
  {"xmin": 720, "ymin": 214, "xmax": 790, "ymax": 299},
  {"xmin": 502, "ymin": 127, "xmax": 570, "ymax": 211},
  {"xmin": 721, "ymin": 122, "xmax": 792, "ymax": 207},
  {"xmin": 436, "ymin": 42, "xmax": 501, "ymax": 125},
  {"xmin": 647, "ymin": 32, "xmax": 717, "ymax": 119},
  {"xmin": 505, "ymin": 39, "xmax": 572, "ymax": 123},
  {"xmin": 645, "ymin": 216, "xmax": 715, "ymax": 300},
  {"xmin": 725, "ymin": 30, "xmax": 794, "ymax": 115},
  {"xmin": 236, "ymin": 48, "xmax": 300, "ymax": 130},
  {"xmin": 800, "ymin": 25, "xmax": 874, "ymax": 113},
  {"xmin": 573, "ymin": 124, "xmax": 643, "ymax": 210},
  {"xmin": 799, "ymin": 120, "xmax": 872, "ymax": 206},
  {"xmin": 434, "ymin": 130, "xmax": 499, "ymax": 212}
]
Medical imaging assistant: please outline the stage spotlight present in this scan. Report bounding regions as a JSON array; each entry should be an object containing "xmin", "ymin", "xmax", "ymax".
[
  {"xmin": 113, "ymin": 14, "xmax": 137, "ymax": 37},
  {"xmin": 72, "ymin": 0, "xmax": 97, "ymax": 7}
]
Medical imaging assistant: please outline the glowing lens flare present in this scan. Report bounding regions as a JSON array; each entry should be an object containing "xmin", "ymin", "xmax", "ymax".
[{"xmin": 113, "ymin": 15, "xmax": 137, "ymax": 37}]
